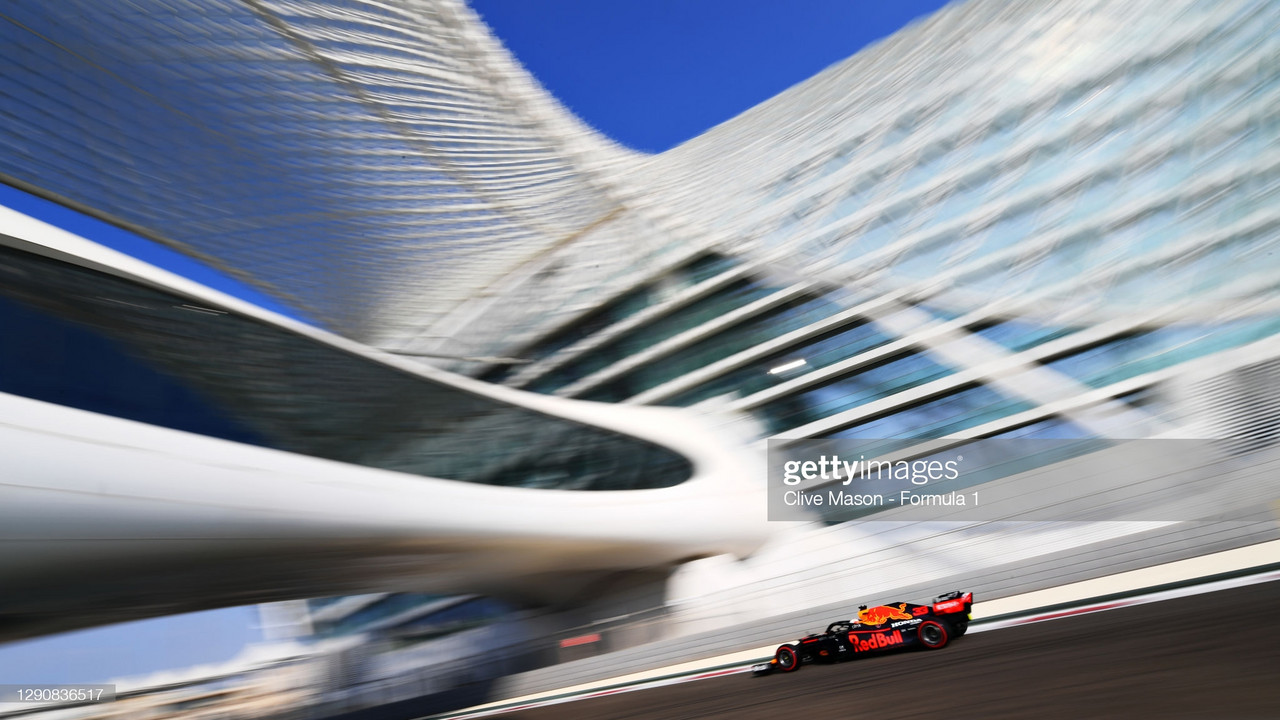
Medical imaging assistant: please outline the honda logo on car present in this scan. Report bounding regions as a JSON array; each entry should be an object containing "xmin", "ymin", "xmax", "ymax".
[{"xmin": 849, "ymin": 630, "xmax": 904, "ymax": 652}]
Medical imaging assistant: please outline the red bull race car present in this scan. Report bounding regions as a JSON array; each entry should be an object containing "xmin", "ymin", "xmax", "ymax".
[{"xmin": 753, "ymin": 591, "xmax": 973, "ymax": 675}]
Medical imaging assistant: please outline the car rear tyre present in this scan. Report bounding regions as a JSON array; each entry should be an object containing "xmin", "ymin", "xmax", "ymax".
[
  {"xmin": 775, "ymin": 645, "xmax": 801, "ymax": 672},
  {"xmin": 952, "ymin": 620, "xmax": 969, "ymax": 637},
  {"xmin": 918, "ymin": 620, "xmax": 949, "ymax": 649}
]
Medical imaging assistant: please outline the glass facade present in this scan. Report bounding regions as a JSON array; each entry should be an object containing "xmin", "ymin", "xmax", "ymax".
[
  {"xmin": 313, "ymin": 594, "xmax": 444, "ymax": 638},
  {"xmin": 971, "ymin": 319, "xmax": 1080, "ymax": 353},
  {"xmin": 525, "ymin": 277, "xmax": 780, "ymax": 394},
  {"xmin": 307, "ymin": 593, "xmax": 511, "ymax": 642},
  {"xmin": 822, "ymin": 384, "xmax": 1035, "ymax": 443},
  {"xmin": 1045, "ymin": 318, "xmax": 1280, "ymax": 389},
  {"xmin": 6, "ymin": 3, "xmax": 1276, "ymax": 497},
  {"xmin": 469, "ymin": 1, "xmax": 1280, "ymax": 526},
  {"xmin": 0, "ymin": 244, "xmax": 692, "ymax": 491},
  {"xmin": 746, "ymin": 3, "xmax": 1278, "ymax": 319},
  {"xmin": 756, "ymin": 352, "xmax": 955, "ymax": 435},
  {"xmin": 579, "ymin": 291, "xmax": 843, "ymax": 403},
  {"xmin": 483, "ymin": 253, "xmax": 739, "ymax": 384},
  {"xmin": 656, "ymin": 320, "xmax": 892, "ymax": 407}
]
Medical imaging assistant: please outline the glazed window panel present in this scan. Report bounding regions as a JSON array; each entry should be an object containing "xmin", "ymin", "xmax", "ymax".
[
  {"xmin": 820, "ymin": 384, "xmax": 1036, "ymax": 453},
  {"xmin": 663, "ymin": 320, "xmax": 896, "ymax": 408},
  {"xmin": 755, "ymin": 351, "xmax": 954, "ymax": 435},
  {"xmin": 989, "ymin": 416, "xmax": 1093, "ymax": 439},
  {"xmin": 0, "ymin": 245, "xmax": 694, "ymax": 491},
  {"xmin": 528, "ymin": 278, "xmax": 780, "ymax": 394},
  {"xmin": 502, "ymin": 253, "xmax": 743, "ymax": 372},
  {"xmin": 580, "ymin": 292, "xmax": 844, "ymax": 403},
  {"xmin": 1046, "ymin": 317, "xmax": 1280, "ymax": 389},
  {"xmin": 971, "ymin": 319, "xmax": 1080, "ymax": 353}
]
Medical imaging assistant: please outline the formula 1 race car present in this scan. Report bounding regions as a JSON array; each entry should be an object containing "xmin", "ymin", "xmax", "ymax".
[{"xmin": 753, "ymin": 591, "xmax": 973, "ymax": 675}]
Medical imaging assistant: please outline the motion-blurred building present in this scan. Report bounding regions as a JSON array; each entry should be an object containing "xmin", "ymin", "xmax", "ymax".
[{"xmin": 0, "ymin": 0, "xmax": 1277, "ymax": 677}]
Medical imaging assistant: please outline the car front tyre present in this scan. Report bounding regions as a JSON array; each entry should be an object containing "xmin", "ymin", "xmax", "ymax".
[{"xmin": 775, "ymin": 644, "xmax": 801, "ymax": 672}]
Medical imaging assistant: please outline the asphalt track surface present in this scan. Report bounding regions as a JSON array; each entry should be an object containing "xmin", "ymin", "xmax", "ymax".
[{"xmin": 501, "ymin": 580, "xmax": 1280, "ymax": 720}]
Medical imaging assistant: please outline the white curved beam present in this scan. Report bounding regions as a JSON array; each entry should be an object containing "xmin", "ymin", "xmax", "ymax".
[{"xmin": 0, "ymin": 207, "xmax": 772, "ymax": 641}]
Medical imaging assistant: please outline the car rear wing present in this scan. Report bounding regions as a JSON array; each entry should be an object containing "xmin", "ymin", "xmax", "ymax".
[{"xmin": 931, "ymin": 591, "xmax": 973, "ymax": 615}]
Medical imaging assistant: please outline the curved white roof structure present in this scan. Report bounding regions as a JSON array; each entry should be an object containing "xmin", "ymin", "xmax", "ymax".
[
  {"xmin": 8, "ymin": 0, "xmax": 1274, "ymax": 361},
  {"xmin": 0, "ymin": 208, "xmax": 767, "ymax": 641},
  {"xmin": 0, "ymin": 0, "xmax": 653, "ymax": 352}
]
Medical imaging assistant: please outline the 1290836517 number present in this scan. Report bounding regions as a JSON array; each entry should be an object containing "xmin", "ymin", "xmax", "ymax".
[{"xmin": 0, "ymin": 685, "xmax": 116, "ymax": 704}]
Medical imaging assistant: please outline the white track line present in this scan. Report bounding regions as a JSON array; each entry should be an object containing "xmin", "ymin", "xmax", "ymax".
[{"xmin": 973, "ymin": 567, "xmax": 1280, "ymax": 633}]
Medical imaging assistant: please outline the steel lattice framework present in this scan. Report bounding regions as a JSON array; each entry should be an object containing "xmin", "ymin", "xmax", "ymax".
[
  {"xmin": 0, "ymin": 0, "xmax": 1277, "ymax": 364},
  {"xmin": 634, "ymin": 0, "xmax": 1280, "ymax": 325},
  {"xmin": 0, "ymin": 0, "xmax": 665, "ymax": 353}
]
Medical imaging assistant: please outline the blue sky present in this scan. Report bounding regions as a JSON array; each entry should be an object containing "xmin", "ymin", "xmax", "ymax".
[
  {"xmin": 0, "ymin": 185, "xmax": 304, "ymax": 321},
  {"xmin": 471, "ymin": 0, "xmax": 950, "ymax": 153},
  {"xmin": 1, "ymin": 0, "xmax": 949, "ymax": 686},
  {"xmin": 0, "ymin": 607, "xmax": 264, "ymax": 685}
]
